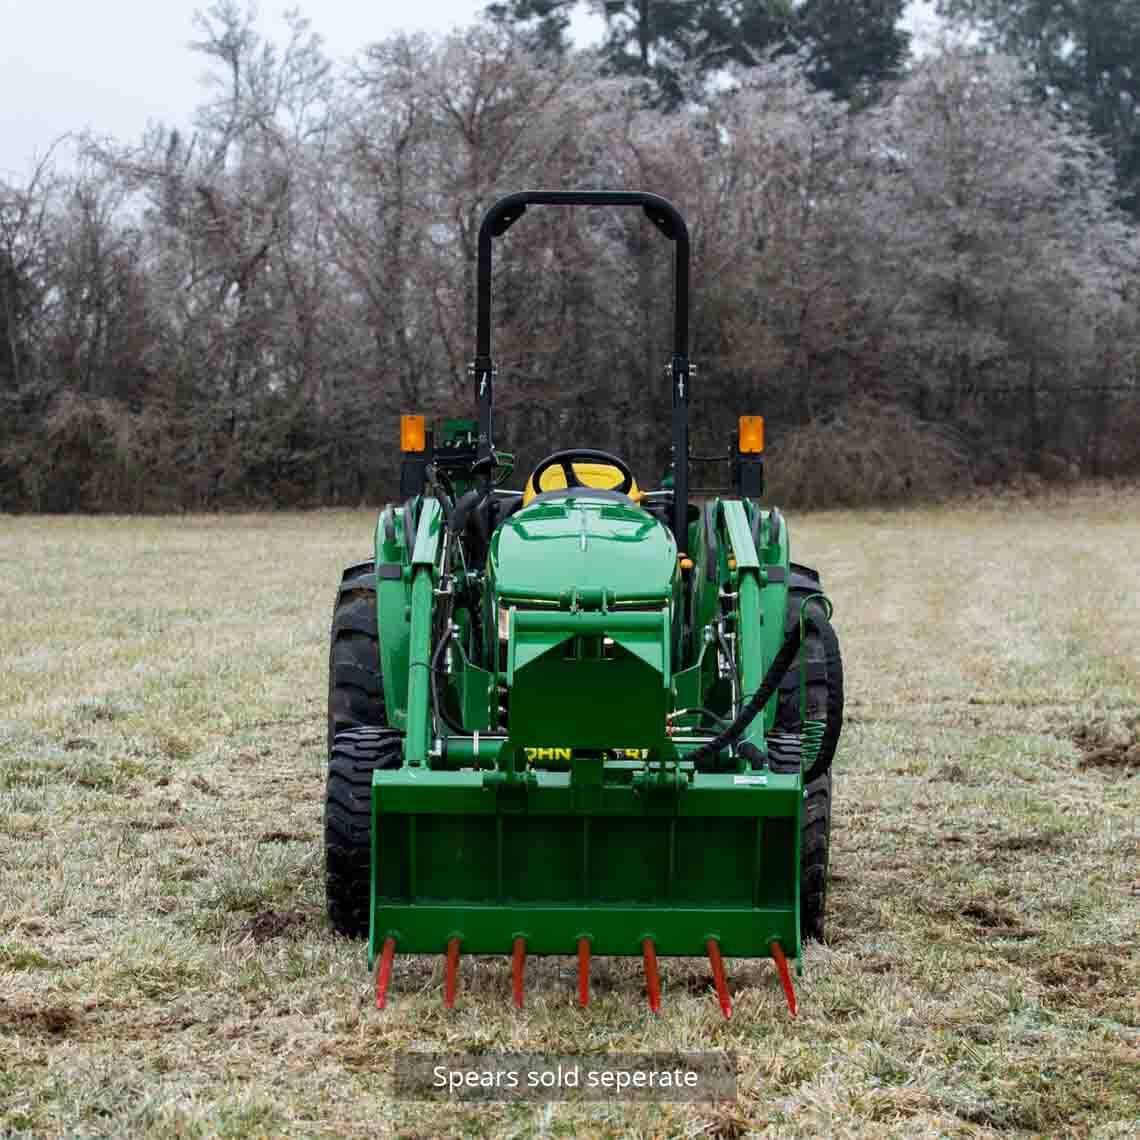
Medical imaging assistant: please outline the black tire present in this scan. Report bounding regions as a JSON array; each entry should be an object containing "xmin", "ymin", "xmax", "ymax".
[
  {"xmin": 766, "ymin": 565, "xmax": 841, "ymax": 944},
  {"xmin": 800, "ymin": 770, "xmax": 831, "ymax": 943},
  {"xmin": 762, "ymin": 736, "xmax": 833, "ymax": 942},
  {"xmin": 775, "ymin": 578, "xmax": 844, "ymax": 785},
  {"xmin": 328, "ymin": 561, "xmax": 386, "ymax": 752},
  {"xmin": 325, "ymin": 726, "xmax": 403, "ymax": 938}
]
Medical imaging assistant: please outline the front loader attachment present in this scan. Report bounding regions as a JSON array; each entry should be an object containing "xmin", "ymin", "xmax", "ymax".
[{"xmin": 368, "ymin": 755, "xmax": 803, "ymax": 1015}]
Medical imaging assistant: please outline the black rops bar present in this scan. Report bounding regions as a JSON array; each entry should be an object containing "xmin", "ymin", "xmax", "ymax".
[{"xmin": 473, "ymin": 190, "xmax": 692, "ymax": 548}]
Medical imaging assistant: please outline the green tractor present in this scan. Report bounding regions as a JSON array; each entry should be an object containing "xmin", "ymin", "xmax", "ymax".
[{"xmin": 324, "ymin": 191, "xmax": 843, "ymax": 1017}]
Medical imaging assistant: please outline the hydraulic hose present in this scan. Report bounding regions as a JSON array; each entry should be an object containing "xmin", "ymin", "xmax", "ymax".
[
  {"xmin": 430, "ymin": 604, "xmax": 467, "ymax": 738},
  {"xmin": 686, "ymin": 619, "xmax": 811, "ymax": 769},
  {"xmin": 449, "ymin": 488, "xmax": 485, "ymax": 536}
]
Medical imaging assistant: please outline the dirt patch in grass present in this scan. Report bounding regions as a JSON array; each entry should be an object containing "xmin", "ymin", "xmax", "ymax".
[
  {"xmin": 1079, "ymin": 739, "xmax": 1140, "ymax": 770},
  {"xmin": 991, "ymin": 828, "xmax": 1071, "ymax": 853},
  {"xmin": 1072, "ymin": 721, "xmax": 1140, "ymax": 770},
  {"xmin": 856, "ymin": 953, "xmax": 897, "ymax": 974},
  {"xmin": 953, "ymin": 1046, "xmax": 1140, "ymax": 1133},
  {"xmin": 1034, "ymin": 945, "xmax": 1138, "ymax": 1016},
  {"xmin": 951, "ymin": 896, "xmax": 1041, "ymax": 940},
  {"xmin": 933, "ymin": 761, "xmax": 967, "ymax": 783},
  {"xmin": 236, "ymin": 909, "xmax": 309, "ymax": 943},
  {"xmin": 257, "ymin": 829, "xmax": 311, "ymax": 844},
  {"xmin": 0, "ymin": 1001, "xmax": 80, "ymax": 1039},
  {"xmin": 125, "ymin": 817, "xmax": 178, "ymax": 832}
]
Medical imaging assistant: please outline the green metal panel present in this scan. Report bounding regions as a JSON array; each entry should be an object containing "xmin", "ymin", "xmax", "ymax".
[
  {"xmin": 370, "ymin": 904, "xmax": 795, "ymax": 959},
  {"xmin": 502, "ymin": 603, "xmax": 672, "ymax": 753},
  {"xmin": 723, "ymin": 500, "xmax": 766, "ymax": 756},
  {"xmin": 459, "ymin": 660, "xmax": 493, "ymax": 732},
  {"xmin": 507, "ymin": 608, "xmax": 670, "ymax": 685},
  {"xmin": 404, "ymin": 499, "xmax": 444, "ymax": 766},
  {"xmin": 671, "ymin": 661, "xmax": 703, "ymax": 709},
  {"xmin": 491, "ymin": 497, "xmax": 676, "ymax": 604},
  {"xmin": 411, "ymin": 498, "xmax": 443, "ymax": 566},
  {"xmin": 507, "ymin": 647, "xmax": 669, "ymax": 751},
  {"xmin": 721, "ymin": 500, "xmax": 759, "ymax": 571},
  {"xmin": 758, "ymin": 505, "xmax": 790, "ymax": 734},
  {"xmin": 373, "ymin": 769, "xmax": 801, "ymax": 816},
  {"xmin": 374, "ymin": 509, "xmax": 411, "ymax": 729}
]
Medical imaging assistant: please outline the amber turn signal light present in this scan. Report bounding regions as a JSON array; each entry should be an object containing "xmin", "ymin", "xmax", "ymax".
[
  {"xmin": 738, "ymin": 415, "xmax": 764, "ymax": 454},
  {"xmin": 400, "ymin": 414, "xmax": 426, "ymax": 453}
]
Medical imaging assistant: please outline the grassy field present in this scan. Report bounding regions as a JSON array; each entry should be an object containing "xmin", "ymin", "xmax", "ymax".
[{"xmin": 1, "ymin": 487, "xmax": 1137, "ymax": 1138}]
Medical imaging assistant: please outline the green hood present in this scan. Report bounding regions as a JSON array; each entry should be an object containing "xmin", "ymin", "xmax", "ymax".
[{"xmin": 490, "ymin": 494, "xmax": 676, "ymax": 604}]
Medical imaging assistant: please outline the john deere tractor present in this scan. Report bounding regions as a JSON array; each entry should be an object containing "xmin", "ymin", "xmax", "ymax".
[{"xmin": 324, "ymin": 191, "xmax": 843, "ymax": 1017}]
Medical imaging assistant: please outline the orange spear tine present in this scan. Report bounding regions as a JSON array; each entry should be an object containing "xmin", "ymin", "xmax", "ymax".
[
  {"xmin": 577, "ymin": 937, "xmax": 591, "ymax": 1009},
  {"xmin": 375, "ymin": 936, "xmax": 396, "ymax": 1010},
  {"xmin": 444, "ymin": 937, "xmax": 461, "ymax": 1009},
  {"xmin": 512, "ymin": 936, "xmax": 527, "ymax": 1009},
  {"xmin": 706, "ymin": 938, "xmax": 732, "ymax": 1020},
  {"xmin": 642, "ymin": 937, "xmax": 661, "ymax": 1015},
  {"xmin": 770, "ymin": 940, "xmax": 797, "ymax": 1017}
]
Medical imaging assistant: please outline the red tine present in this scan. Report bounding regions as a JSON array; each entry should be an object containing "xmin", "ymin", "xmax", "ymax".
[
  {"xmin": 444, "ymin": 937, "xmax": 460, "ymax": 1009},
  {"xmin": 577, "ymin": 937, "xmax": 591, "ymax": 1008},
  {"xmin": 512, "ymin": 937, "xmax": 526, "ymax": 1009},
  {"xmin": 642, "ymin": 937, "xmax": 661, "ymax": 1014},
  {"xmin": 770, "ymin": 940, "xmax": 797, "ymax": 1017},
  {"xmin": 375, "ymin": 936, "xmax": 396, "ymax": 1010},
  {"xmin": 706, "ymin": 938, "xmax": 732, "ymax": 1020}
]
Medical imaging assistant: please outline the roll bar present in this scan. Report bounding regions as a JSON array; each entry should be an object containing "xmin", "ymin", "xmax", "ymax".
[{"xmin": 472, "ymin": 190, "xmax": 692, "ymax": 547}]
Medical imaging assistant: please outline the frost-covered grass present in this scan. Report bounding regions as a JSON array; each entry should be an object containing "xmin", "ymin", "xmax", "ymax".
[{"xmin": 1, "ymin": 489, "xmax": 1137, "ymax": 1138}]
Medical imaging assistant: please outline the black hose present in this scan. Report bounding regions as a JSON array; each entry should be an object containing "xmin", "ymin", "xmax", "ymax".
[
  {"xmin": 668, "ymin": 706, "xmax": 732, "ymax": 729},
  {"xmin": 450, "ymin": 487, "xmax": 492, "ymax": 570},
  {"xmin": 450, "ymin": 488, "xmax": 485, "ymax": 535},
  {"xmin": 429, "ymin": 591, "xmax": 467, "ymax": 737},
  {"xmin": 686, "ymin": 622, "xmax": 807, "ymax": 768}
]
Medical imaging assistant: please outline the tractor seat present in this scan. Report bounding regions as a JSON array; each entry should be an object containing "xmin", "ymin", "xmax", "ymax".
[{"xmin": 522, "ymin": 458, "xmax": 643, "ymax": 507}]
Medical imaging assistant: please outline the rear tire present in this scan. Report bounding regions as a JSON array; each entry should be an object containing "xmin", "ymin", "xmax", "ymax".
[
  {"xmin": 776, "ymin": 583, "xmax": 844, "ymax": 785},
  {"xmin": 767, "ymin": 570, "xmax": 842, "ymax": 944},
  {"xmin": 328, "ymin": 561, "xmax": 386, "ymax": 752},
  {"xmin": 325, "ymin": 726, "xmax": 402, "ymax": 938}
]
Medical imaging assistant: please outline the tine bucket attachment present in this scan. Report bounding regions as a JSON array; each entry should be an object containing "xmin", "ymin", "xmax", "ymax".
[
  {"xmin": 512, "ymin": 936, "xmax": 527, "ymax": 1009},
  {"xmin": 375, "ymin": 936, "xmax": 396, "ymax": 1010},
  {"xmin": 642, "ymin": 938, "xmax": 661, "ymax": 1015},
  {"xmin": 706, "ymin": 938, "xmax": 732, "ymax": 1020},
  {"xmin": 770, "ymin": 940, "xmax": 797, "ymax": 1017},
  {"xmin": 444, "ymin": 937, "xmax": 461, "ymax": 1009},
  {"xmin": 577, "ymin": 937, "xmax": 590, "ymax": 1009}
]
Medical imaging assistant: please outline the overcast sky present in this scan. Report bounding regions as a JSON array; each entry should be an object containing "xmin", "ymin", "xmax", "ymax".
[{"xmin": 1, "ymin": 1, "xmax": 943, "ymax": 182}]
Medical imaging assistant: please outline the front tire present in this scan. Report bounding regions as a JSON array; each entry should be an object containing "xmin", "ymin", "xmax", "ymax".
[
  {"xmin": 326, "ymin": 561, "xmax": 399, "ymax": 938},
  {"xmin": 325, "ymin": 726, "xmax": 402, "ymax": 938},
  {"xmin": 800, "ymin": 771, "xmax": 831, "ymax": 943}
]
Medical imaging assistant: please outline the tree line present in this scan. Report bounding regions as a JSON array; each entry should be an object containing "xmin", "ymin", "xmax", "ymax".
[{"xmin": 1, "ymin": 0, "xmax": 1137, "ymax": 513}]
